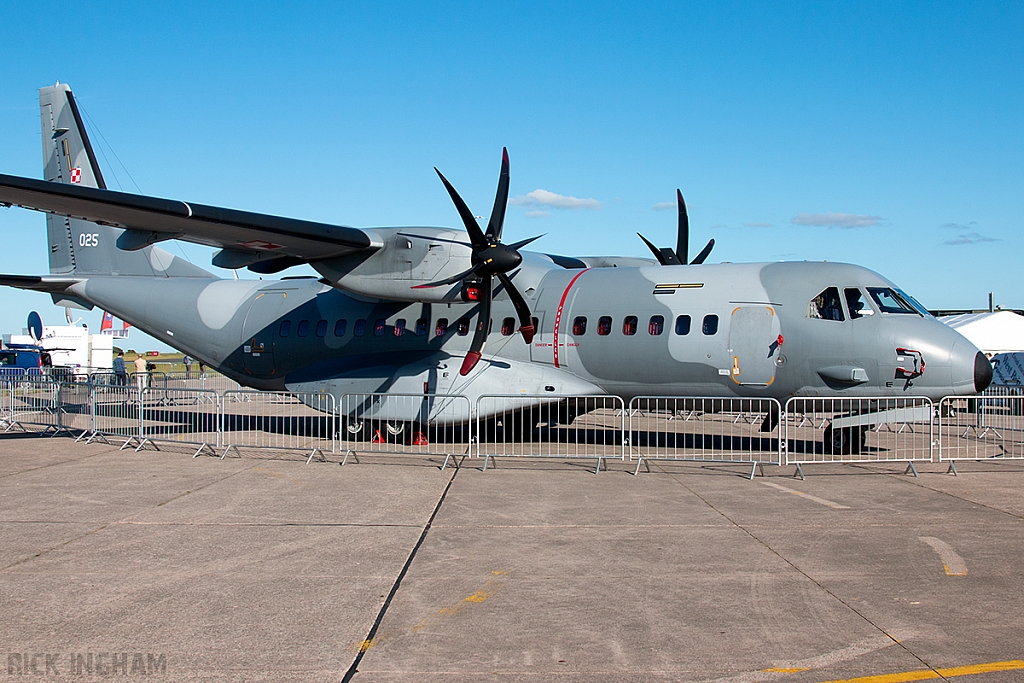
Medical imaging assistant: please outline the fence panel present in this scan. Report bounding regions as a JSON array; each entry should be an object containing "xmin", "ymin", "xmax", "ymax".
[
  {"xmin": 339, "ymin": 393, "xmax": 473, "ymax": 466},
  {"xmin": 220, "ymin": 391, "xmax": 336, "ymax": 461},
  {"xmin": 938, "ymin": 395, "xmax": 1024, "ymax": 462},
  {"xmin": 475, "ymin": 395, "xmax": 624, "ymax": 472},
  {"xmin": 139, "ymin": 387, "xmax": 221, "ymax": 455},
  {"xmin": 0, "ymin": 380, "xmax": 12, "ymax": 431},
  {"xmin": 627, "ymin": 397, "xmax": 782, "ymax": 475},
  {"xmin": 59, "ymin": 381, "xmax": 94, "ymax": 435},
  {"xmin": 90, "ymin": 384, "xmax": 142, "ymax": 446},
  {"xmin": 160, "ymin": 372, "xmax": 242, "ymax": 393},
  {"xmin": 783, "ymin": 397, "xmax": 934, "ymax": 469},
  {"xmin": 8, "ymin": 380, "xmax": 63, "ymax": 434}
]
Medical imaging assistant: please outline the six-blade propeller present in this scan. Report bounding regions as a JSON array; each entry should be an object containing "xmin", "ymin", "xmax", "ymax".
[
  {"xmin": 423, "ymin": 148, "xmax": 538, "ymax": 376},
  {"xmin": 637, "ymin": 189, "xmax": 714, "ymax": 266}
]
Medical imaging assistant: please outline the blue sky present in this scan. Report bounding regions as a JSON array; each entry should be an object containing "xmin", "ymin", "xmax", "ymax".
[{"xmin": 1, "ymin": 2, "xmax": 1021, "ymax": 350}]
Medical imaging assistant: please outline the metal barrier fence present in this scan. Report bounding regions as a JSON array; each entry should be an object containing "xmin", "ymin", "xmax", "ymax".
[
  {"xmin": 338, "ymin": 393, "xmax": 473, "ymax": 468},
  {"xmin": 937, "ymin": 395, "xmax": 1024, "ymax": 468},
  {"xmin": 139, "ymin": 388, "xmax": 221, "ymax": 456},
  {"xmin": 220, "ymin": 391, "xmax": 337, "ymax": 462},
  {"xmin": 8, "ymin": 380, "xmax": 63, "ymax": 435},
  {"xmin": 12, "ymin": 381, "xmax": 1024, "ymax": 477},
  {"xmin": 627, "ymin": 397, "xmax": 783, "ymax": 477},
  {"xmin": 475, "ymin": 395, "xmax": 625, "ymax": 472},
  {"xmin": 88, "ymin": 384, "xmax": 142, "ymax": 447},
  {"xmin": 783, "ymin": 397, "xmax": 934, "ymax": 476}
]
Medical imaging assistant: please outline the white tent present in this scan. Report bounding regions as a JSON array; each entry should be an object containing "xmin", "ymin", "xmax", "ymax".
[{"xmin": 939, "ymin": 311, "xmax": 1024, "ymax": 356}]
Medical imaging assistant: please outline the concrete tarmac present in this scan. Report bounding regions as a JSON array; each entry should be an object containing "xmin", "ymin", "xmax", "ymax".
[{"xmin": 1, "ymin": 433, "xmax": 1023, "ymax": 682}]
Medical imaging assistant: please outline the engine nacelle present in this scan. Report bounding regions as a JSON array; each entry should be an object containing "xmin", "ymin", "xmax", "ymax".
[{"xmin": 314, "ymin": 227, "xmax": 473, "ymax": 302}]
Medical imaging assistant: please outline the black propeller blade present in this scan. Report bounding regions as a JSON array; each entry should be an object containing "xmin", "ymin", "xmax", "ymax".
[
  {"xmin": 433, "ymin": 148, "xmax": 538, "ymax": 376},
  {"xmin": 637, "ymin": 189, "xmax": 713, "ymax": 266}
]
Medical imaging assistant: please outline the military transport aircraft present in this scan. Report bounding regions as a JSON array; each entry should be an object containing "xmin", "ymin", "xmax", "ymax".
[{"xmin": 0, "ymin": 83, "xmax": 993, "ymax": 452}]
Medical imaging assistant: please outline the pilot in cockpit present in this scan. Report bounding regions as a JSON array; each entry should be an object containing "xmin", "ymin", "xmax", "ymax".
[{"xmin": 810, "ymin": 287, "xmax": 844, "ymax": 321}]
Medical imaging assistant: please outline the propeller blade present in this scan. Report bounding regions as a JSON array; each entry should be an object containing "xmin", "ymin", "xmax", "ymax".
[
  {"xmin": 637, "ymin": 233, "xmax": 683, "ymax": 266},
  {"xmin": 497, "ymin": 271, "xmax": 535, "ymax": 344},
  {"xmin": 410, "ymin": 265, "xmax": 480, "ymax": 289},
  {"xmin": 506, "ymin": 234, "xmax": 544, "ymax": 251},
  {"xmin": 485, "ymin": 147, "xmax": 510, "ymax": 242},
  {"xmin": 690, "ymin": 238, "xmax": 715, "ymax": 265},
  {"xmin": 435, "ymin": 168, "xmax": 487, "ymax": 250},
  {"xmin": 675, "ymin": 189, "xmax": 689, "ymax": 265},
  {"xmin": 460, "ymin": 276, "xmax": 493, "ymax": 376}
]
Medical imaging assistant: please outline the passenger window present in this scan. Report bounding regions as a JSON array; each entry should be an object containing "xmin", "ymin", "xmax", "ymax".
[
  {"xmin": 297, "ymin": 320, "xmax": 310, "ymax": 337},
  {"xmin": 702, "ymin": 314, "xmax": 719, "ymax": 335},
  {"xmin": 573, "ymin": 316, "xmax": 587, "ymax": 336},
  {"xmin": 844, "ymin": 288, "xmax": 874, "ymax": 319},
  {"xmin": 597, "ymin": 316, "xmax": 612, "ymax": 336},
  {"xmin": 354, "ymin": 319, "xmax": 366, "ymax": 337},
  {"xmin": 456, "ymin": 318, "xmax": 470, "ymax": 336},
  {"xmin": 675, "ymin": 315, "xmax": 691, "ymax": 335},
  {"xmin": 623, "ymin": 316, "xmax": 638, "ymax": 336},
  {"xmin": 809, "ymin": 287, "xmax": 845, "ymax": 321},
  {"xmin": 415, "ymin": 318, "xmax": 428, "ymax": 336},
  {"xmin": 279, "ymin": 320, "xmax": 291, "ymax": 337},
  {"xmin": 394, "ymin": 319, "xmax": 406, "ymax": 337},
  {"xmin": 315, "ymin": 320, "xmax": 328, "ymax": 337},
  {"xmin": 649, "ymin": 315, "xmax": 664, "ymax": 335},
  {"xmin": 435, "ymin": 318, "xmax": 449, "ymax": 336},
  {"xmin": 334, "ymin": 319, "xmax": 347, "ymax": 336},
  {"xmin": 373, "ymin": 319, "xmax": 386, "ymax": 336},
  {"xmin": 501, "ymin": 317, "xmax": 515, "ymax": 336}
]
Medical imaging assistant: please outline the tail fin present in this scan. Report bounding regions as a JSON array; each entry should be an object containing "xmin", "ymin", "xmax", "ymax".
[{"xmin": 39, "ymin": 83, "xmax": 210, "ymax": 278}]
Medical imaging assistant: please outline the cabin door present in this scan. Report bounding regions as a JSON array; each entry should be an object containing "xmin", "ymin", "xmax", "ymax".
[
  {"xmin": 241, "ymin": 291, "xmax": 288, "ymax": 377},
  {"xmin": 727, "ymin": 306, "xmax": 780, "ymax": 386}
]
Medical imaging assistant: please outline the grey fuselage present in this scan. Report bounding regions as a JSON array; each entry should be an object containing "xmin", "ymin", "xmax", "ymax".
[{"xmin": 62, "ymin": 253, "xmax": 985, "ymax": 411}]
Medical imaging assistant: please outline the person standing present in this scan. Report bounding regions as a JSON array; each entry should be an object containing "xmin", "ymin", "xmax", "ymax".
[
  {"xmin": 113, "ymin": 351, "xmax": 127, "ymax": 386},
  {"xmin": 183, "ymin": 355, "xmax": 193, "ymax": 380},
  {"xmin": 134, "ymin": 354, "xmax": 147, "ymax": 390}
]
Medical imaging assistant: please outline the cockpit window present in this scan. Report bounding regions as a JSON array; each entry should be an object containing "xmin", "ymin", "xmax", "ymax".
[
  {"xmin": 896, "ymin": 289, "xmax": 931, "ymax": 316},
  {"xmin": 844, "ymin": 288, "xmax": 874, "ymax": 319},
  {"xmin": 867, "ymin": 287, "xmax": 917, "ymax": 314},
  {"xmin": 808, "ymin": 287, "xmax": 845, "ymax": 321}
]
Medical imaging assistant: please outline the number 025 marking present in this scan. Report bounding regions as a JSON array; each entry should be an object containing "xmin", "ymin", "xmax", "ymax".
[{"xmin": 78, "ymin": 233, "xmax": 99, "ymax": 247}]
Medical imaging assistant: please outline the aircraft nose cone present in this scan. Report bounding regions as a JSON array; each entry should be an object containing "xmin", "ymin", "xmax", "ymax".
[{"xmin": 975, "ymin": 351, "xmax": 993, "ymax": 393}]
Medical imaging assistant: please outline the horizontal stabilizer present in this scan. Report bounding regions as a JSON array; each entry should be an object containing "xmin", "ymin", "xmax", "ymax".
[{"xmin": 0, "ymin": 274, "xmax": 81, "ymax": 293}]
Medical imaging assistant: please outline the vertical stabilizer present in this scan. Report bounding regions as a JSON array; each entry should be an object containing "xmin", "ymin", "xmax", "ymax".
[{"xmin": 39, "ymin": 83, "xmax": 210, "ymax": 278}]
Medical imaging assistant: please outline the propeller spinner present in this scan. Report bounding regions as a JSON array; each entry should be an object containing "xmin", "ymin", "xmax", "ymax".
[
  {"xmin": 420, "ymin": 148, "xmax": 538, "ymax": 376},
  {"xmin": 638, "ymin": 189, "xmax": 714, "ymax": 266}
]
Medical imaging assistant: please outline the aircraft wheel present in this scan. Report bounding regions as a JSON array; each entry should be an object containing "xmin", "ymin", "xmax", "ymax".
[{"xmin": 823, "ymin": 425, "xmax": 865, "ymax": 455}]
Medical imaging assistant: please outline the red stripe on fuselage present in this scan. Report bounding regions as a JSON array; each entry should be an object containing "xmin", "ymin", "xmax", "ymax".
[{"xmin": 553, "ymin": 269, "xmax": 589, "ymax": 368}]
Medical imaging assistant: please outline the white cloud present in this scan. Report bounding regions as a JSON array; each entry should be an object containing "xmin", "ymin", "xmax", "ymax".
[
  {"xmin": 790, "ymin": 213, "xmax": 883, "ymax": 228},
  {"xmin": 524, "ymin": 210, "xmax": 552, "ymax": 218},
  {"xmin": 944, "ymin": 232, "xmax": 999, "ymax": 246},
  {"xmin": 510, "ymin": 189, "xmax": 602, "ymax": 210},
  {"xmin": 744, "ymin": 221, "xmax": 772, "ymax": 227},
  {"xmin": 652, "ymin": 202, "xmax": 675, "ymax": 211}
]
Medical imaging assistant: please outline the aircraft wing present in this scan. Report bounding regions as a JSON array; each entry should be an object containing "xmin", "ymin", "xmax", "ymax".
[{"xmin": 0, "ymin": 173, "xmax": 378, "ymax": 269}]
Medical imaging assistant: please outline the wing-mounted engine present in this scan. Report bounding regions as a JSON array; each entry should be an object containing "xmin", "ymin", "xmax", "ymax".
[{"xmin": 313, "ymin": 227, "xmax": 475, "ymax": 303}]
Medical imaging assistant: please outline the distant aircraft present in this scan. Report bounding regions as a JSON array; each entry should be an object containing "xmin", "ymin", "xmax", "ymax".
[{"xmin": 0, "ymin": 83, "xmax": 992, "ymax": 453}]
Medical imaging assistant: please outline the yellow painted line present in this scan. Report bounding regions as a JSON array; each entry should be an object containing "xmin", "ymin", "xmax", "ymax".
[
  {"xmin": 919, "ymin": 536, "xmax": 968, "ymax": 576},
  {"xmin": 761, "ymin": 480, "xmax": 850, "ymax": 509},
  {"xmin": 817, "ymin": 659, "xmax": 1024, "ymax": 683}
]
